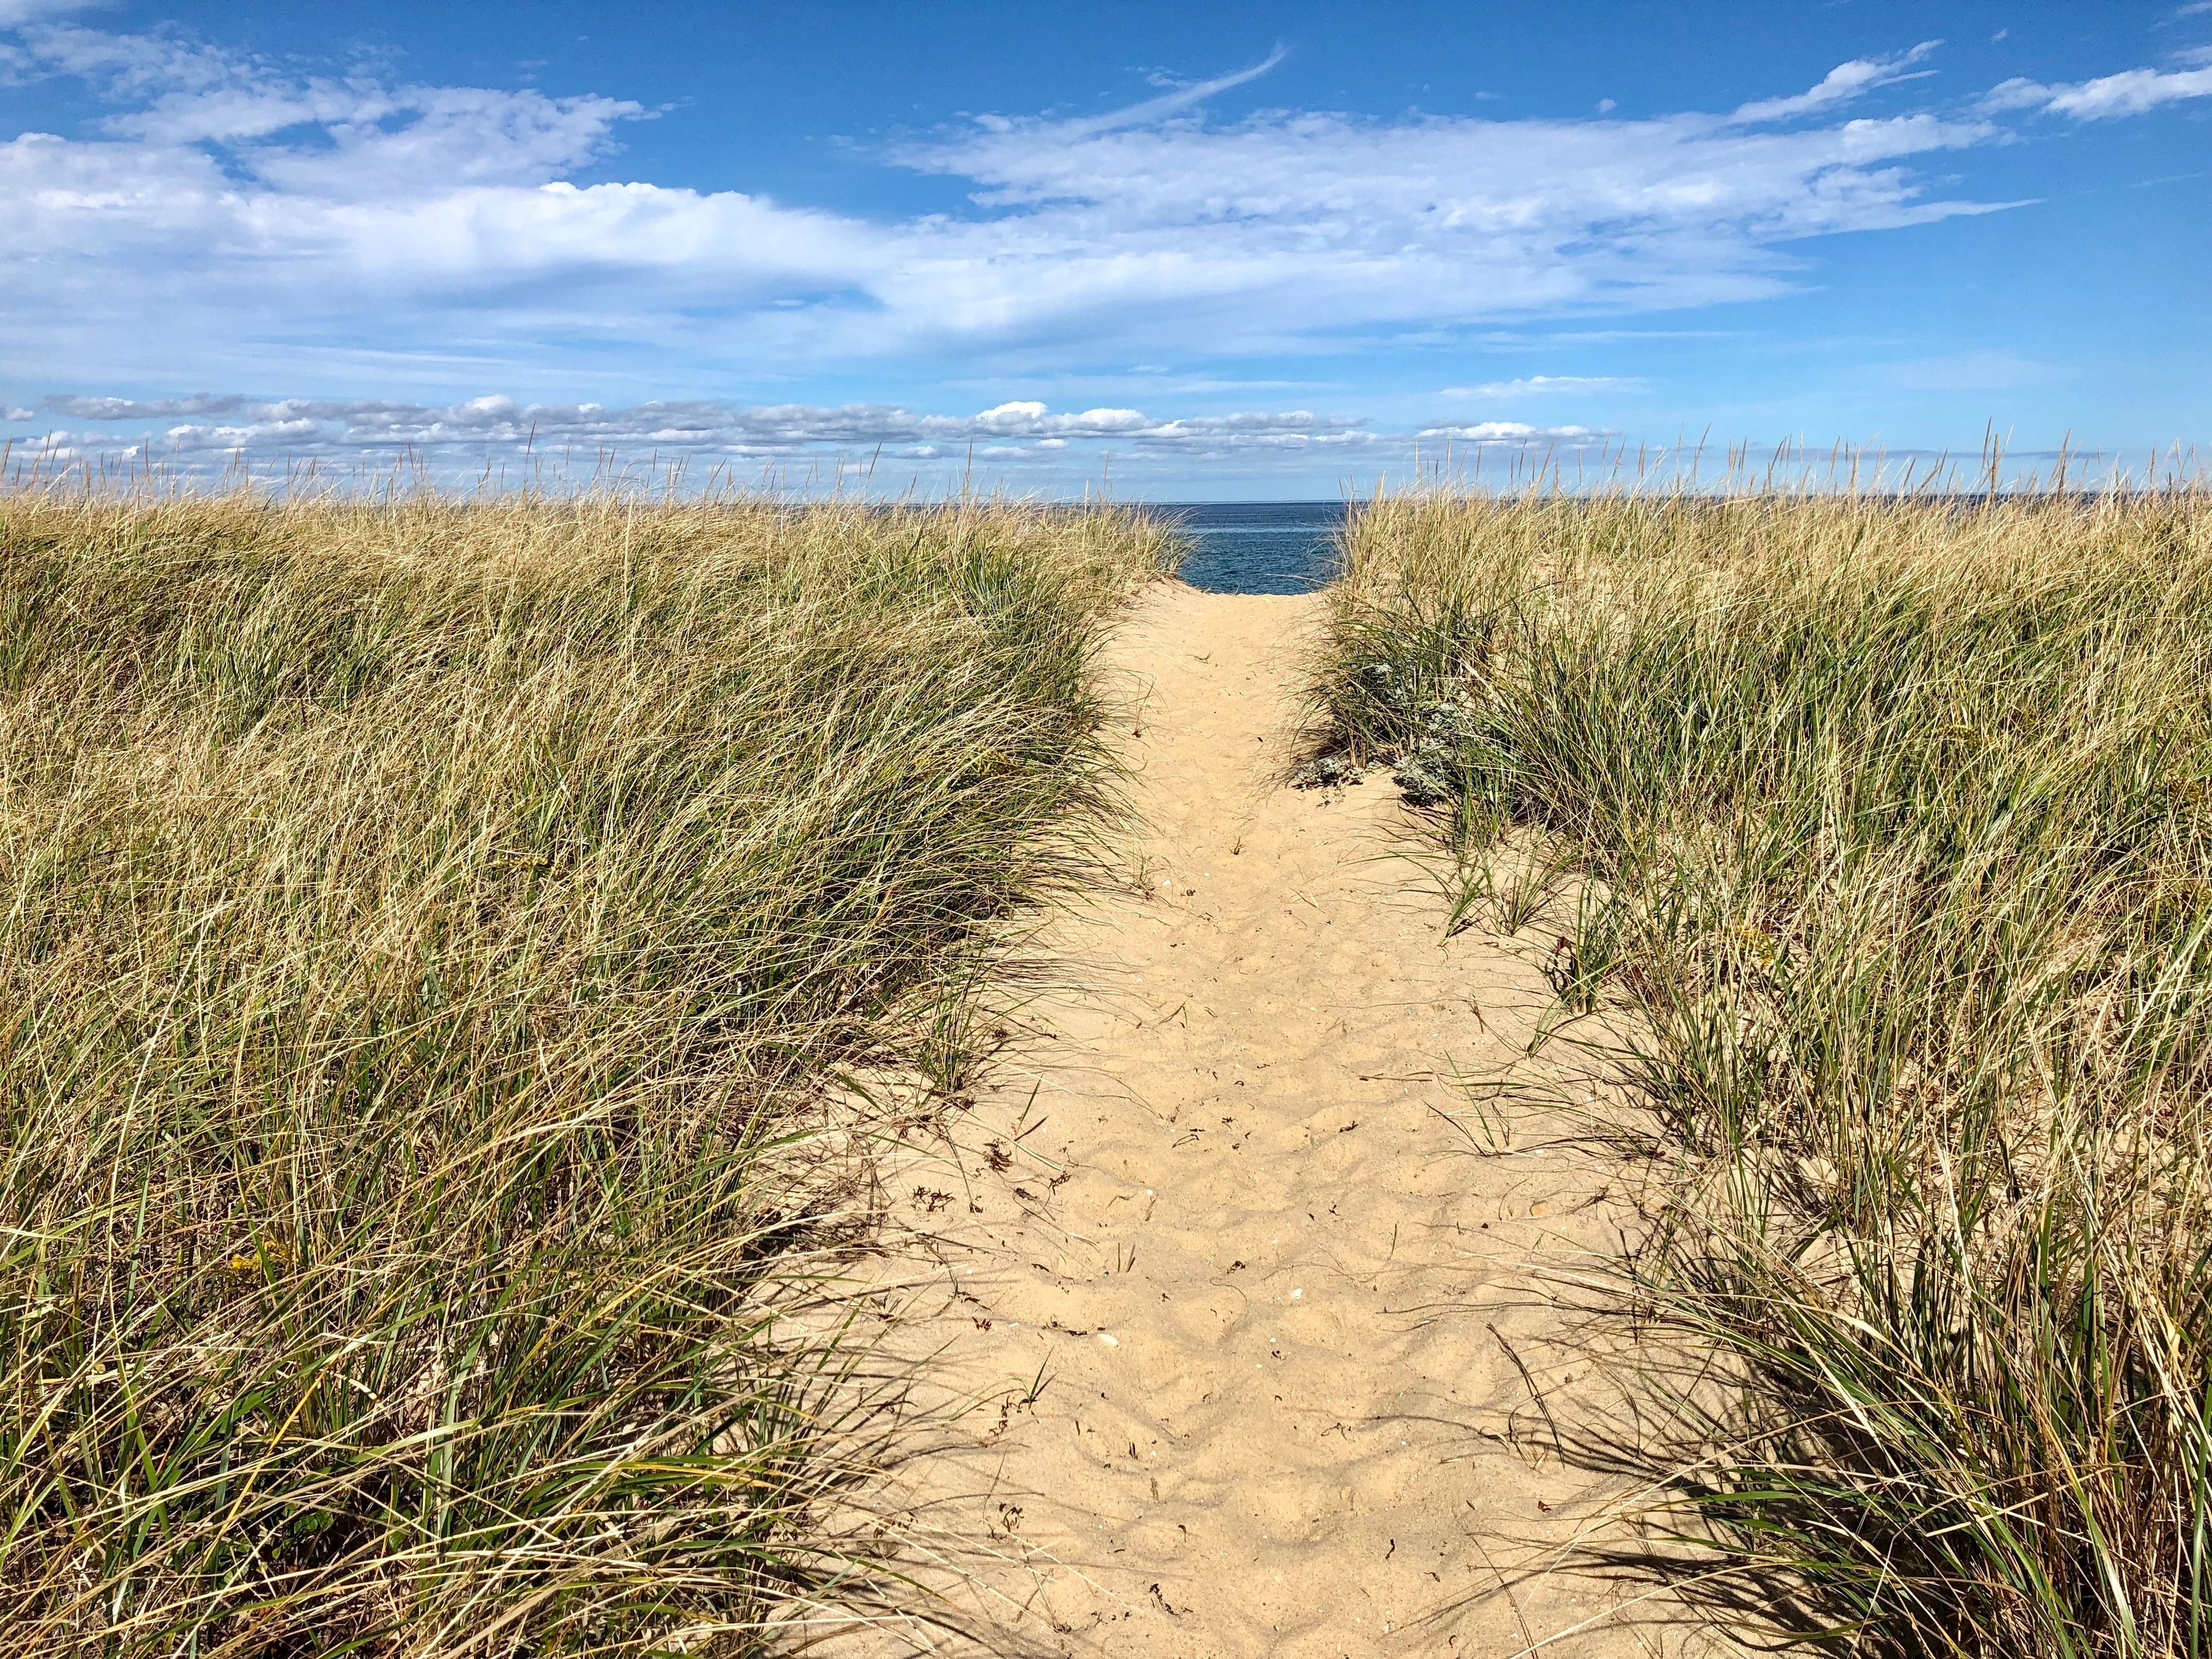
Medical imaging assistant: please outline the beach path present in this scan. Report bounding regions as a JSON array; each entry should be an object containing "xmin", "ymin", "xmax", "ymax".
[{"xmin": 855, "ymin": 584, "xmax": 1669, "ymax": 1657}]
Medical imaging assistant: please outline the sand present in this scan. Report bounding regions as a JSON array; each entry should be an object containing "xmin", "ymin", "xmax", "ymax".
[{"xmin": 844, "ymin": 585, "xmax": 1681, "ymax": 1656}]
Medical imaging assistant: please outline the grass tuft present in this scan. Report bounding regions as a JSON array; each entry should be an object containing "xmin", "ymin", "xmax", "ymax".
[
  {"xmin": 1317, "ymin": 487, "xmax": 2212, "ymax": 1654},
  {"xmin": 0, "ymin": 490, "xmax": 1174, "ymax": 1655}
]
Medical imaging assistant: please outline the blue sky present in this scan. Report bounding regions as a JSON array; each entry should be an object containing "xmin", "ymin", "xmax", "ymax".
[{"xmin": 3, "ymin": 0, "xmax": 2208, "ymax": 497}]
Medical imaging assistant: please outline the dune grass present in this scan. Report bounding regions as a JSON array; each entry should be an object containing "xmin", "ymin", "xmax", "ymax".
[
  {"xmin": 1315, "ymin": 489, "xmax": 2212, "ymax": 1654},
  {"xmin": 0, "ymin": 490, "xmax": 1173, "ymax": 1656}
]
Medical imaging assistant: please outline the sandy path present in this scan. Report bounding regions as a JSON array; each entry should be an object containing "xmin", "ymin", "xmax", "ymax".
[{"xmin": 852, "ymin": 586, "xmax": 1671, "ymax": 1657}]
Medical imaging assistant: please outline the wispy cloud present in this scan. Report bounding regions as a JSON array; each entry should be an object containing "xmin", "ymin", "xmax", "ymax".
[
  {"xmin": 885, "ymin": 76, "xmax": 2005, "ymax": 362},
  {"xmin": 0, "ymin": 21, "xmax": 2035, "ymax": 386},
  {"xmin": 1982, "ymin": 62, "xmax": 2212, "ymax": 119},
  {"xmin": 1871, "ymin": 350, "xmax": 2057, "ymax": 392},
  {"xmin": 0, "ymin": 21, "xmax": 2196, "ymax": 396},
  {"xmin": 1417, "ymin": 421, "xmax": 1607, "ymax": 442},
  {"xmin": 1725, "ymin": 41, "xmax": 1941, "ymax": 124},
  {"xmin": 0, "ymin": 0, "xmax": 96, "ymax": 25},
  {"xmin": 1440, "ymin": 376, "xmax": 1639, "ymax": 398},
  {"xmin": 1044, "ymin": 44, "xmax": 1287, "ymax": 137}
]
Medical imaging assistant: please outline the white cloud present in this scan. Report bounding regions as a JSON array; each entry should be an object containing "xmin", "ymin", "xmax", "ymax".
[
  {"xmin": 1046, "ymin": 45, "xmax": 1287, "ymax": 137},
  {"xmin": 1440, "ymin": 375, "xmax": 1638, "ymax": 397},
  {"xmin": 1418, "ymin": 421, "xmax": 1604, "ymax": 442},
  {"xmin": 885, "ymin": 92, "xmax": 2004, "ymax": 363},
  {"xmin": 1725, "ymin": 41, "xmax": 1942, "ymax": 124},
  {"xmin": 1873, "ymin": 350, "xmax": 2056, "ymax": 392},
  {"xmin": 0, "ymin": 0, "xmax": 96, "ymax": 25},
  {"xmin": 3, "ymin": 406, "xmax": 33, "ymax": 420},
  {"xmin": 13, "ymin": 389, "xmax": 1643, "ymax": 483},
  {"xmin": 0, "ymin": 22, "xmax": 2194, "ymax": 394},
  {"xmin": 1982, "ymin": 63, "xmax": 2212, "ymax": 119},
  {"xmin": 0, "ymin": 22, "xmax": 2038, "ymax": 384},
  {"xmin": 30, "ymin": 392, "xmax": 1374, "ymax": 466}
]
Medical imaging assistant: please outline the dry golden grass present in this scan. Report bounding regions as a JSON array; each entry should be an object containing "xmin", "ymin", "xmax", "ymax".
[
  {"xmin": 0, "ymin": 490, "xmax": 1174, "ymax": 1656},
  {"xmin": 1318, "ymin": 488, "xmax": 2212, "ymax": 1655}
]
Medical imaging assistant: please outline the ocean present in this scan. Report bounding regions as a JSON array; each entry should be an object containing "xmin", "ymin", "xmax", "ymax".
[{"xmin": 1155, "ymin": 501, "xmax": 1349, "ymax": 596}]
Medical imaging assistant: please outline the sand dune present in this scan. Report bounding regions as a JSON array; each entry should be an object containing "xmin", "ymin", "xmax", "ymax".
[{"xmin": 849, "ymin": 585, "xmax": 1680, "ymax": 1656}]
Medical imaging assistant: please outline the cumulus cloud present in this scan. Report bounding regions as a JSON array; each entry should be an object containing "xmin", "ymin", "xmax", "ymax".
[
  {"xmin": 1982, "ymin": 62, "xmax": 2212, "ymax": 119},
  {"xmin": 24, "ymin": 392, "xmax": 1381, "ymax": 469}
]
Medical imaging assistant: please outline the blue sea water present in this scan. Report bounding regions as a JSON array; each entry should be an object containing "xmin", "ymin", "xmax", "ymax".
[{"xmin": 1156, "ymin": 501, "xmax": 1348, "ymax": 596}]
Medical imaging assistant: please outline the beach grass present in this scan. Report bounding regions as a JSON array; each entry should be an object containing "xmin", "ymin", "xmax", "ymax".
[
  {"xmin": 0, "ymin": 490, "xmax": 1173, "ymax": 1655},
  {"xmin": 1316, "ymin": 487, "xmax": 2212, "ymax": 1654}
]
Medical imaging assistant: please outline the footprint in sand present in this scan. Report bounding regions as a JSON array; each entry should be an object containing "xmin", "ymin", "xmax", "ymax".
[{"xmin": 843, "ymin": 585, "xmax": 1675, "ymax": 1658}]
